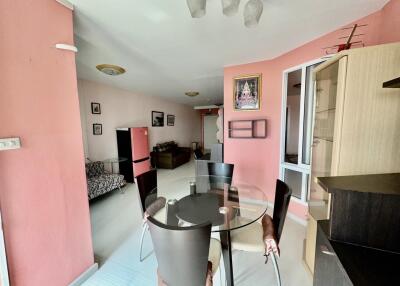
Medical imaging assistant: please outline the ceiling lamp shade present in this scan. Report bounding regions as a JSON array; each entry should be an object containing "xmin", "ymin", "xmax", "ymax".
[
  {"xmin": 185, "ymin": 91, "xmax": 200, "ymax": 97},
  {"xmin": 244, "ymin": 0, "xmax": 263, "ymax": 28},
  {"xmin": 221, "ymin": 0, "xmax": 240, "ymax": 16},
  {"xmin": 186, "ymin": 0, "xmax": 206, "ymax": 18},
  {"xmin": 96, "ymin": 64, "xmax": 126, "ymax": 76}
]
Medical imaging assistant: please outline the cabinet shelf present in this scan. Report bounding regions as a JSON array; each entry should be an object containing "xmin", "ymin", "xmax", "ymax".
[
  {"xmin": 314, "ymin": 136, "xmax": 334, "ymax": 142},
  {"xmin": 382, "ymin": 77, "xmax": 400, "ymax": 88},
  {"xmin": 315, "ymin": 108, "xmax": 336, "ymax": 114}
]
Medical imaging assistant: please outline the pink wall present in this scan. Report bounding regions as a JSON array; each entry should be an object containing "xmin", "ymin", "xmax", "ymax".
[
  {"xmin": 0, "ymin": 1, "xmax": 94, "ymax": 285},
  {"xmin": 224, "ymin": 0, "xmax": 400, "ymax": 220}
]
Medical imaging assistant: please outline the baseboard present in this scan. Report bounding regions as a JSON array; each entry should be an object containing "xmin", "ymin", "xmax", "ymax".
[
  {"xmin": 69, "ymin": 263, "xmax": 98, "ymax": 286},
  {"xmin": 266, "ymin": 201, "xmax": 308, "ymax": 226},
  {"xmin": 287, "ymin": 212, "xmax": 308, "ymax": 226}
]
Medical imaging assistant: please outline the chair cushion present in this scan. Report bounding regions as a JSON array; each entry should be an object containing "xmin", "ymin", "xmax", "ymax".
[
  {"xmin": 230, "ymin": 218, "xmax": 265, "ymax": 253},
  {"xmin": 208, "ymin": 238, "xmax": 221, "ymax": 275},
  {"xmin": 262, "ymin": 214, "xmax": 280, "ymax": 256},
  {"xmin": 145, "ymin": 197, "xmax": 166, "ymax": 217}
]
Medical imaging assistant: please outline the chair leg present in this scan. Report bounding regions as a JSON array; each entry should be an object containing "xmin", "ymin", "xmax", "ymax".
[
  {"xmin": 270, "ymin": 253, "xmax": 281, "ymax": 286},
  {"xmin": 119, "ymin": 185, "xmax": 125, "ymax": 194},
  {"xmin": 139, "ymin": 223, "xmax": 148, "ymax": 262}
]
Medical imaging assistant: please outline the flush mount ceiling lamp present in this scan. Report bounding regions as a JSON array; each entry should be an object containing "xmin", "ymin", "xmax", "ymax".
[
  {"xmin": 186, "ymin": 0, "xmax": 263, "ymax": 28},
  {"xmin": 186, "ymin": 0, "xmax": 206, "ymax": 18},
  {"xmin": 244, "ymin": 0, "xmax": 263, "ymax": 28},
  {"xmin": 96, "ymin": 64, "xmax": 126, "ymax": 76},
  {"xmin": 185, "ymin": 91, "xmax": 200, "ymax": 97},
  {"xmin": 222, "ymin": 0, "xmax": 240, "ymax": 16}
]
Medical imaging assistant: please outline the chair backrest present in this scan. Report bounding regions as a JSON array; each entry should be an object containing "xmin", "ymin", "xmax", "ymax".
[
  {"xmin": 135, "ymin": 169, "xmax": 157, "ymax": 216},
  {"xmin": 272, "ymin": 179, "xmax": 292, "ymax": 243},
  {"xmin": 147, "ymin": 216, "xmax": 211, "ymax": 286},
  {"xmin": 207, "ymin": 162, "xmax": 234, "ymax": 178},
  {"xmin": 194, "ymin": 149, "xmax": 204, "ymax": 160},
  {"xmin": 207, "ymin": 162, "xmax": 234, "ymax": 188}
]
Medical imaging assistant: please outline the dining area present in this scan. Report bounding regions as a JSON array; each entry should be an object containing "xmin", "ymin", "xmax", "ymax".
[{"xmin": 136, "ymin": 162, "xmax": 292, "ymax": 286}]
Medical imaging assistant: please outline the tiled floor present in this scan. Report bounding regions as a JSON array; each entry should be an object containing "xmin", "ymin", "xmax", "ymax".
[{"xmin": 85, "ymin": 160, "xmax": 312, "ymax": 285}]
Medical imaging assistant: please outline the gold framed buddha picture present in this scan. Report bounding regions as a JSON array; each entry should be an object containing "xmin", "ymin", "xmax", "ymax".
[{"xmin": 233, "ymin": 74, "xmax": 262, "ymax": 111}]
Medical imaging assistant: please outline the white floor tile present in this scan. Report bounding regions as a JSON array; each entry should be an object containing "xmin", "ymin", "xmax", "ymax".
[{"xmin": 85, "ymin": 160, "xmax": 312, "ymax": 285}]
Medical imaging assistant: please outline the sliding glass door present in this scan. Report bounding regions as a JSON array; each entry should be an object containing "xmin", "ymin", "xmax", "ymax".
[{"xmin": 280, "ymin": 59, "xmax": 325, "ymax": 203}]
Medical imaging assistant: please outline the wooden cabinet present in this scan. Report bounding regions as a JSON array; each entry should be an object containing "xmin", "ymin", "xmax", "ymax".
[
  {"xmin": 305, "ymin": 42, "xmax": 400, "ymax": 274},
  {"xmin": 314, "ymin": 222, "xmax": 352, "ymax": 286},
  {"xmin": 314, "ymin": 221, "xmax": 400, "ymax": 286}
]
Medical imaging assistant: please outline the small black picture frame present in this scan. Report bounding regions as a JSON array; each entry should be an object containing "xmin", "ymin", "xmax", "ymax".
[
  {"xmin": 167, "ymin": 115, "xmax": 175, "ymax": 126},
  {"xmin": 91, "ymin": 102, "xmax": 101, "ymax": 114},
  {"xmin": 152, "ymin": 111, "xmax": 164, "ymax": 127},
  {"xmin": 93, "ymin": 123, "xmax": 102, "ymax": 135}
]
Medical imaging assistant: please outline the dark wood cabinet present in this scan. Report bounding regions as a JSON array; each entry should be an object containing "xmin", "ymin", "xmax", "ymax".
[
  {"xmin": 314, "ymin": 222, "xmax": 352, "ymax": 286},
  {"xmin": 314, "ymin": 221, "xmax": 400, "ymax": 286}
]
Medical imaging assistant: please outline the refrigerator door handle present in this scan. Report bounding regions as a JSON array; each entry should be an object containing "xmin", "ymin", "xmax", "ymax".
[{"xmin": 133, "ymin": 157, "xmax": 150, "ymax": 164}]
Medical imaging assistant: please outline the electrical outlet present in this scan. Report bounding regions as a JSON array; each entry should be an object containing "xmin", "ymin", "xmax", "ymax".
[{"xmin": 0, "ymin": 138, "xmax": 21, "ymax": 151}]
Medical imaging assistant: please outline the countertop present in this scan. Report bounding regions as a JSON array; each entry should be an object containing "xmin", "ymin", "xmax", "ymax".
[{"xmin": 317, "ymin": 173, "xmax": 400, "ymax": 195}]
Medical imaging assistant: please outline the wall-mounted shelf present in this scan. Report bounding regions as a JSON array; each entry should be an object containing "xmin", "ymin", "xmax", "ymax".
[
  {"xmin": 382, "ymin": 77, "xmax": 400, "ymax": 88},
  {"xmin": 228, "ymin": 119, "xmax": 267, "ymax": 139}
]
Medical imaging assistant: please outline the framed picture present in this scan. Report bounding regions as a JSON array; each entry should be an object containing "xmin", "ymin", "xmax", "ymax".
[
  {"xmin": 93, "ymin": 123, "xmax": 102, "ymax": 135},
  {"xmin": 152, "ymin": 111, "xmax": 164, "ymax": 127},
  {"xmin": 167, "ymin": 115, "xmax": 175, "ymax": 126},
  {"xmin": 91, "ymin": 102, "xmax": 101, "ymax": 114},
  {"xmin": 233, "ymin": 74, "xmax": 262, "ymax": 111}
]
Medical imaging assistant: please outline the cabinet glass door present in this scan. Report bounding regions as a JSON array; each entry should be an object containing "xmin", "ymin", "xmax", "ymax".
[{"xmin": 310, "ymin": 62, "xmax": 339, "ymax": 201}]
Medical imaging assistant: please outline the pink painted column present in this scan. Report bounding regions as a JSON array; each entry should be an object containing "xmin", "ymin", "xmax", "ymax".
[{"xmin": 0, "ymin": 0, "xmax": 94, "ymax": 285}]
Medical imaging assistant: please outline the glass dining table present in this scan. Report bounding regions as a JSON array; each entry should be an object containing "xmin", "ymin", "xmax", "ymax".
[{"xmin": 150, "ymin": 175, "xmax": 268, "ymax": 286}]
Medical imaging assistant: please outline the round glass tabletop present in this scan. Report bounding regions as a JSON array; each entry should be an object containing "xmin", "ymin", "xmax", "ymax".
[{"xmin": 151, "ymin": 175, "xmax": 268, "ymax": 232}]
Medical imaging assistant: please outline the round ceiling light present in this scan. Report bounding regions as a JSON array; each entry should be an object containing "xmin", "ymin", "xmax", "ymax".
[
  {"xmin": 96, "ymin": 64, "xmax": 126, "ymax": 76},
  {"xmin": 185, "ymin": 91, "xmax": 200, "ymax": 97}
]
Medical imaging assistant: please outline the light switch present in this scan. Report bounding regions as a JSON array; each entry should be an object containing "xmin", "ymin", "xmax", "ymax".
[{"xmin": 0, "ymin": 138, "xmax": 21, "ymax": 151}]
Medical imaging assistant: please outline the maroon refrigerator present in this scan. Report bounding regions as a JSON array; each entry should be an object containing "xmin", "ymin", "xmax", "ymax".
[{"xmin": 116, "ymin": 127, "xmax": 151, "ymax": 183}]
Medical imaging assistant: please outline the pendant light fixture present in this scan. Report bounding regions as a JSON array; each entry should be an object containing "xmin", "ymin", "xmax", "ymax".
[
  {"xmin": 186, "ymin": 0, "xmax": 206, "ymax": 18},
  {"xmin": 186, "ymin": 0, "xmax": 263, "ymax": 28},
  {"xmin": 221, "ymin": 0, "xmax": 241, "ymax": 16},
  {"xmin": 244, "ymin": 0, "xmax": 263, "ymax": 28}
]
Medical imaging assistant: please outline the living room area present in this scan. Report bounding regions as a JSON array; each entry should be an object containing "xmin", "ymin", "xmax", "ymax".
[{"xmin": 78, "ymin": 78, "xmax": 217, "ymax": 263}]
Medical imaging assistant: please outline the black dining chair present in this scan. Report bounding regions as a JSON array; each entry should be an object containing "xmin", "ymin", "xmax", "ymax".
[
  {"xmin": 230, "ymin": 179, "xmax": 292, "ymax": 286},
  {"xmin": 135, "ymin": 169, "xmax": 166, "ymax": 262},
  {"xmin": 194, "ymin": 149, "xmax": 204, "ymax": 160},
  {"xmin": 206, "ymin": 162, "xmax": 235, "ymax": 195},
  {"xmin": 147, "ymin": 216, "xmax": 222, "ymax": 286}
]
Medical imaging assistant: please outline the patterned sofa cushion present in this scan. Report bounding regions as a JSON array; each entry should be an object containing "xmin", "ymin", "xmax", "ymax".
[
  {"xmin": 86, "ymin": 161, "xmax": 105, "ymax": 178},
  {"xmin": 87, "ymin": 174, "xmax": 124, "ymax": 200},
  {"xmin": 85, "ymin": 161, "xmax": 125, "ymax": 200}
]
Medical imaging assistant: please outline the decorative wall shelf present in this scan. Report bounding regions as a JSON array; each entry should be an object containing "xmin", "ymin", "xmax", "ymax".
[
  {"xmin": 382, "ymin": 77, "xmax": 400, "ymax": 88},
  {"xmin": 228, "ymin": 119, "xmax": 267, "ymax": 139}
]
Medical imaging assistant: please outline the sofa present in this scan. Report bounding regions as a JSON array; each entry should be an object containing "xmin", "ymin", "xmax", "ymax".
[
  {"xmin": 151, "ymin": 141, "xmax": 191, "ymax": 169},
  {"xmin": 85, "ymin": 161, "xmax": 125, "ymax": 200}
]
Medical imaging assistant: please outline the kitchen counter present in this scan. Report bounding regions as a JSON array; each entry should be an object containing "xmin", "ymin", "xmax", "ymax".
[{"xmin": 317, "ymin": 173, "xmax": 400, "ymax": 195}]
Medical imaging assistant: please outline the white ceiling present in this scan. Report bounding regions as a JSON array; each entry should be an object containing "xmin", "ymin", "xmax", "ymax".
[{"xmin": 70, "ymin": 0, "xmax": 388, "ymax": 106}]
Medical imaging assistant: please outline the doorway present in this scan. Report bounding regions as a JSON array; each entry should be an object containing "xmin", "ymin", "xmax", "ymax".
[
  {"xmin": 280, "ymin": 59, "xmax": 325, "ymax": 203},
  {"xmin": 203, "ymin": 115, "xmax": 218, "ymax": 153}
]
